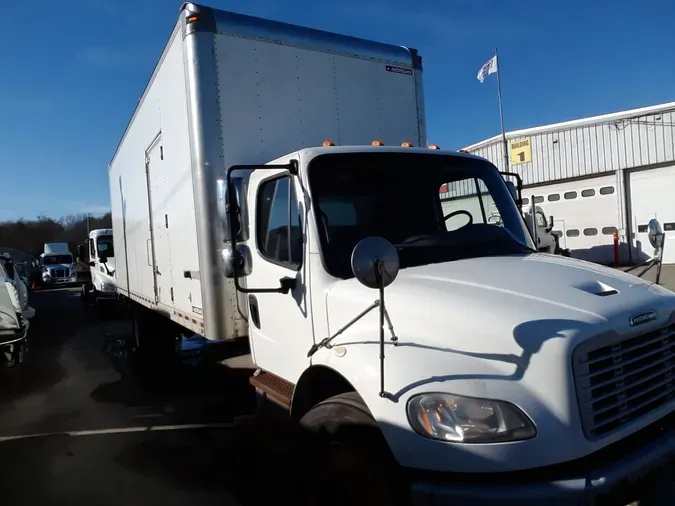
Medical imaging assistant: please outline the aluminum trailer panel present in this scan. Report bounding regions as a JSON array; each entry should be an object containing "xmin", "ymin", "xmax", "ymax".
[{"xmin": 109, "ymin": 2, "xmax": 425, "ymax": 341}]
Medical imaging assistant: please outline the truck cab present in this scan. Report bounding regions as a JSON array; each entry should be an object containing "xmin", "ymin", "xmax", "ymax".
[
  {"xmin": 78, "ymin": 229, "xmax": 116, "ymax": 304},
  {"xmin": 523, "ymin": 203, "xmax": 556, "ymax": 253},
  {"xmin": 40, "ymin": 242, "xmax": 77, "ymax": 287},
  {"xmin": 219, "ymin": 144, "xmax": 675, "ymax": 505}
]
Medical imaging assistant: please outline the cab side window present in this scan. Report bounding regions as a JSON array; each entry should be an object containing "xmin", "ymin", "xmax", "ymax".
[
  {"xmin": 535, "ymin": 211, "xmax": 547, "ymax": 228},
  {"xmin": 257, "ymin": 176, "xmax": 302, "ymax": 269}
]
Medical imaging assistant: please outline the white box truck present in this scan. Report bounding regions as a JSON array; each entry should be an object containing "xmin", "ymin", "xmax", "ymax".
[
  {"xmin": 77, "ymin": 228, "xmax": 117, "ymax": 305},
  {"xmin": 39, "ymin": 242, "xmax": 77, "ymax": 287},
  {"xmin": 108, "ymin": 3, "xmax": 675, "ymax": 505}
]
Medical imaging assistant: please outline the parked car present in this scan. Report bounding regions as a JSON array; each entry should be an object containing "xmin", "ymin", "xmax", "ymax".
[{"xmin": 0, "ymin": 253, "xmax": 35, "ymax": 366}]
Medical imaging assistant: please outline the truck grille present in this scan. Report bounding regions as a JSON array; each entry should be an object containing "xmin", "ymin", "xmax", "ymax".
[
  {"xmin": 53, "ymin": 269, "xmax": 66, "ymax": 279},
  {"xmin": 573, "ymin": 321, "xmax": 675, "ymax": 440}
]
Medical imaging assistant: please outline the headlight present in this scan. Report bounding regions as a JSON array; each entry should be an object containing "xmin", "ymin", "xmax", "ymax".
[{"xmin": 407, "ymin": 393, "xmax": 536, "ymax": 443}]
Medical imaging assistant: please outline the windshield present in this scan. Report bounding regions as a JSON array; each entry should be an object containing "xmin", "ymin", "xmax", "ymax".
[
  {"xmin": 44, "ymin": 254, "xmax": 73, "ymax": 265},
  {"xmin": 96, "ymin": 235, "xmax": 114, "ymax": 258},
  {"xmin": 308, "ymin": 152, "xmax": 535, "ymax": 279}
]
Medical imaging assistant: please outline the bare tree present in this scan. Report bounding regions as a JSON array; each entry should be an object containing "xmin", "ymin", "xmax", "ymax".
[{"xmin": 0, "ymin": 213, "xmax": 112, "ymax": 257}]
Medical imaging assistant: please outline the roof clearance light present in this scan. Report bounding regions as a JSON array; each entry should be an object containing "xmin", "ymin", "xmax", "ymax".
[
  {"xmin": 372, "ymin": 140, "xmax": 384, "ymax": 146},
  {"xmin": 322, "ymin": 140, "xmax": 335, "ymax": 147},
  {"xmin": 187, "ymin": 15, "xmax": 200, "ymax": 23},
  {"xmin": 458, "ymin": 149, "xmax": 470, "ymax": 153},
  {"xmin": 428, "ymin": 144, "xmax": 440, "ymax": 150},
  {"xmin": 401, "ymin": 141, "xmax": 414, "ymax": 147}
]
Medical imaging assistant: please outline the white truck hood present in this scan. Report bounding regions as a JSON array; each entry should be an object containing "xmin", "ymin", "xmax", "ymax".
[
  {"xmin": 326, "ymin": 254, "xmax": 674, "ymax": 351},
  {"xmin": 44, "ymin": 263, "xmax": 74, "ymax": 270},
  {"xmin": 323, "ymin": 253, "xmax": 675, "ymax": 471}
]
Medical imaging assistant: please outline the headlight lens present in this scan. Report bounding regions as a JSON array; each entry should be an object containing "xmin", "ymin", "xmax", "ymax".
[{"xmin": 407, "ymin": 393, "xmax": 536, "ymax": 443}]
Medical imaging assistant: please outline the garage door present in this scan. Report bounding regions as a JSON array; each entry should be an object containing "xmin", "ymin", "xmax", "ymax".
[
  {"xmin": 523, "ymin": 174, "xmax": 620, "ymax": 264},
  {"xmin": 629, "ymin": 165, "xmax": 675, "ymax": 264}
]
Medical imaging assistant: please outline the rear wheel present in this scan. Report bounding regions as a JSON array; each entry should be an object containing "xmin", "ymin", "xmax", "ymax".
[
  {"xmin": 132, "ymin": 306, "xmax": 177, "ymax": 367},
  {"xmin": 299, "ymin": 392, "xmax": 407, "ymax": 506}
]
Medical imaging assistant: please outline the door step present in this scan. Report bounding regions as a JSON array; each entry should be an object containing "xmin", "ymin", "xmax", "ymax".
[{"xmin": 249, "ymin": 371, "xmax": 293, "ymax": 409}]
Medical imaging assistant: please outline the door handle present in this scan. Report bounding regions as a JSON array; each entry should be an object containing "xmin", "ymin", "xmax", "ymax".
[{"xmin": 248, "ymin": 295, "xmax": 260, "ymax": 329}]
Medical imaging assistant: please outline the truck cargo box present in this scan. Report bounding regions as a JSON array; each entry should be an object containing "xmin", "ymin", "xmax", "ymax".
[{"xmin": 108, "ymin": 2, "xmax": 426, "ymax": 340}]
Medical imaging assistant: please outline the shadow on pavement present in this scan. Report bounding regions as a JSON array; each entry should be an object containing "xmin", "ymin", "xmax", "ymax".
[{"xmin": 0, "ymin": 288, "xmax": 82, "ymax": 404}]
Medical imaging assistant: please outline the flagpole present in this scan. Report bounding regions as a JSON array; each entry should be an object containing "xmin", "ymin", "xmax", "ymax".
[{"xmin": 495, "ymin": 47, "xmax": 509, "ymax": 171}]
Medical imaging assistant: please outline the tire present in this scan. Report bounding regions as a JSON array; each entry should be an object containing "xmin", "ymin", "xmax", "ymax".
[
  {"xmin": 299, "ymin": 392, "xmax": 408, "ymax": 506},
  {"xmin": 132, "ymin": 307, "xmax": 176, "ymax": 367},
  {"xmin": 80, "ymin": 283, "xmax": 89, "ymax": 304}
]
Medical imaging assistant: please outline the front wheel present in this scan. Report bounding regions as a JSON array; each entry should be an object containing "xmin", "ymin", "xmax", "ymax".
[
  {"xmin": 299, "ymin": 392, "xmax": 407, "ymax": 506},
  {"xmin": 80, "ymin": 283, "xmax": 89, "ymax": 304}
]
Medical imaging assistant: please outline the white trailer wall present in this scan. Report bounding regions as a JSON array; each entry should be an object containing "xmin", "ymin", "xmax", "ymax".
[
  {"xmin": 109, "ymin": 25, "xmax": 204, "ymax": 334},
  {"xmin": 215, "ymin": 34, "xmax": 424, "ymax": 167}
]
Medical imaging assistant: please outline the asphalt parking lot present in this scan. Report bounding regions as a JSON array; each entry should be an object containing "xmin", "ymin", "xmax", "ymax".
[
  {"xmin": 0, "ymin": 287, "xmax": 298, "ymax": 506},
  {"xmin": 0, "ymin": 273, "xmax": 673, "ymax": 505},
  {"xmin": 617, "ymin": 262, "xmax": 675, "ymax": 289}
]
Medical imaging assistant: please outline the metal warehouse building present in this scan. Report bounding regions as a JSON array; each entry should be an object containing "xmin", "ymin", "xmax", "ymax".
[{"xmin": 463, "ymin": 101, "xmax": 675, "ymax": 265}]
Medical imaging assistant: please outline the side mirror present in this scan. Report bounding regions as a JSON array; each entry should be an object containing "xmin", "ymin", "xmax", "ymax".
[
  {"xmin": 351, "ymin": 236, "xmax": 400, "ymax": 289},
  {"xmin": 221, "ymin": 245, "xmax": 252, "ymax": 279},
  {"xmin": 77, "ymin": 244, "xmax": 87, "ymax": 262},
  {"xmin": 546, "ymin": 215, "xmax": 554, "ymax": 232},
  {"xmin": 217, "ymin": 176, "xmax": 249, "ymax": 243},
  {"xmin": 648, "ymin": 218, "xmax": 664, "ymax": 250},
  {"xmin": 99, "ymin": 254, "xmax": 108, "ymax": 264},
  {"xmin": 88, "ymin": 261, "xmax": 95, "ymax": 267},
  {"xmin": 505, "ymin": 181, "xmax": 518, "ymax": 202}
]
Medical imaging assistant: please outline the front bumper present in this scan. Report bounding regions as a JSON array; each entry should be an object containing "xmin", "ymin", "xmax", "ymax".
[
  {"xmin": 411, "ymin": 412, "xmax": 674, "ymax": 506},
  {"xmin": 43, "ymin": 275, "xmax": 78, "ymax": 285},
  {"xmin": 0, "ymin": 328, "xmax": 27, "ymax": 347}
]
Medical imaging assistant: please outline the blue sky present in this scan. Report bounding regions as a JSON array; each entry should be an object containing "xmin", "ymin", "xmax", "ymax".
[{"xmin": 1, "ymin": 0, "xmax": 673, "ymax": 222}]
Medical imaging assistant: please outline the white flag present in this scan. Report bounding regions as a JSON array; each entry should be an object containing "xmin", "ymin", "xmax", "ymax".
[{"xmin": 477, "ymin": 55, "xmax": 498, "ymax": 83}]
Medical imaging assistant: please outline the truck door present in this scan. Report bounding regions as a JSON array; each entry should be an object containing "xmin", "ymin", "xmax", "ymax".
[
  {"xmin": 145, "ymin": 134, "xmax": 174, "ymax": 307},
  {"xmin": 243, "ymin": 171, "xmax": 313, "ymax": 383},
  {"xmin": 534, "ymin": 207, "xmax": 555, "ymax": 253}
]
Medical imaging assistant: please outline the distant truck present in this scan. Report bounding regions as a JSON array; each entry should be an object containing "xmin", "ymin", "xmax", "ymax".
[
  {"xmin": 522, "ymin": 199, "xmax": 571, "ymax": 256},
  {"xmin": 485, "ymin": 196, "xmax": 569, "ymax": 256},
  {"xmin": 77, "ymin": 229, "xmax": 117, "ymax": 305},
  {"xmin": 39, "ymin": 242, "xmax": 77, "ymax": 287},
  {"xmin": 107, "ymin": 4, "xmax": 675, "ymax": 505}
]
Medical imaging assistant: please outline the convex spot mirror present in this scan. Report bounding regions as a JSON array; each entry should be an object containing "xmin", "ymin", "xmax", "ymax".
[
  {"xmin": 351, "ymin": 236, "xmax": 400, "ymax": 289},
  {"xmin": 648, "ymin": 218, "xmax": 664, "ymax": 250}
]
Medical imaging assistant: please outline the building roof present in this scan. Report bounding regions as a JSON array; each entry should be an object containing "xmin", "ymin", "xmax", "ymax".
[{"xmin": 463, "ymin": 100, "xmax": 675, "ymax": 151}]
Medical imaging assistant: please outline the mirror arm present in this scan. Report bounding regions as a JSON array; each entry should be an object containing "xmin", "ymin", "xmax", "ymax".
[{"xmin": 308, "ymin": 300, "xmax": 381, "ymax": 357}]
